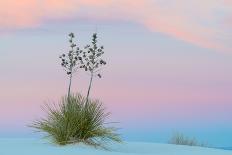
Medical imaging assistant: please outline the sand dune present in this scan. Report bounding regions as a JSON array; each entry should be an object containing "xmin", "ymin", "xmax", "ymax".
[{"xmin": 0, "ymin": 138, "xmax": 231, "ymax": 155}]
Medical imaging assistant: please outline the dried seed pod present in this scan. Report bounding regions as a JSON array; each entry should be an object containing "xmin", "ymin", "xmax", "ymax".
[
  {"xmin": 71, "ymin": 43, "xmax": 76, "ymax": 48},
  {"xmin": 69, "ymin": 33, "xmax": 74, "ymax": 38},
  {"xmin": 97, "ymin": 74, "xmax": 102, "ymax": 78}
]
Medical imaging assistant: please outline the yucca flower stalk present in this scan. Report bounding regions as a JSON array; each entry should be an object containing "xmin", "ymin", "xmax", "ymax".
[
  {"xmin": 59, "ymin": 33, "xmax": 83, "ymax": 98},
  {"xmin": 82, "ymin": 33, "xmax": 106, "ymax": 101}
]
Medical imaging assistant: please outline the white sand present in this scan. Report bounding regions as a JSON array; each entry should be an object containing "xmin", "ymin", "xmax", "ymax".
[{"xmin": 0, "ymin": 138, "xmax": 231, "ymax": 155}]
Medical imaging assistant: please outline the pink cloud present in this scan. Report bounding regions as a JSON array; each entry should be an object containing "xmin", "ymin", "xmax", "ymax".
[
  {"xmin": 0, "ymin": 0, "xmax": 231, "ymax": 52},
  {"xmin": 0, "ymin": 0, "xmax": 110, "ymax": 30},
  {"xmin": 224, "ymin": 0, "xmax": 232, "ymax": 5},
  {"xmin": 131, "ymin": 0, "xmax": 231, "ymax": 52},
  {"xmin": 0, "ymin": 0, "xmax": 38, "ymax": 29}
]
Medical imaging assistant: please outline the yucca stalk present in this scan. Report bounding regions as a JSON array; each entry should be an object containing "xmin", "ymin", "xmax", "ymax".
[
  {"xmin": 59, "ymin": 33, "xmax": 83, "ymax": 99},
  {"xmin": 82, "ymin": 33, "xmax": 106, "ymax": 102}
]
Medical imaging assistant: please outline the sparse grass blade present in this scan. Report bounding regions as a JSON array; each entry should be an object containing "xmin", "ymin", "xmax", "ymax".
[{"xmin": 169, "ymin": 132, "xmax": 207, "ymax": 147}]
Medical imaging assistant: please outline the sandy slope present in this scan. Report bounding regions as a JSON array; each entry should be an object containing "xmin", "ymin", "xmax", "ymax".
[{"xmin": 0, "ymin": 138, "xmax": 231, "ymax": 155}]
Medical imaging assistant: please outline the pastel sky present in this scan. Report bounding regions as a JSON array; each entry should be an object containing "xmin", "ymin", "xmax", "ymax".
[{"xmin": 0, "ymin": 0, "xmax": 232, "ymax": 147}]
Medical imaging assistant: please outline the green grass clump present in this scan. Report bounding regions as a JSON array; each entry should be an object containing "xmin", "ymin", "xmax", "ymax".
[
  {"xmin": 31, "ymin": 94, "xmax": 121, "ymax": 148},
  {"xmin": 169, "ymin": 132, "xmax": 207, "ymax": 147}
]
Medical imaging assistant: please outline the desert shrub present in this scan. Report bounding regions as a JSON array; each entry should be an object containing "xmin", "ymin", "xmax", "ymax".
[
  {"xmin": 169, "ymin": 132, "xmax": 207, "ymax": 147},
  {"xmin": 30, "ymin": 94, "xmax": 121, "ymax": 148}
]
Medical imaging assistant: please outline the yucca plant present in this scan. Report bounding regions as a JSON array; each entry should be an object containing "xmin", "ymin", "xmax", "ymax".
[{"xmin": 30, "ymin": 94, "xmax": 121, "ymax": 148}]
